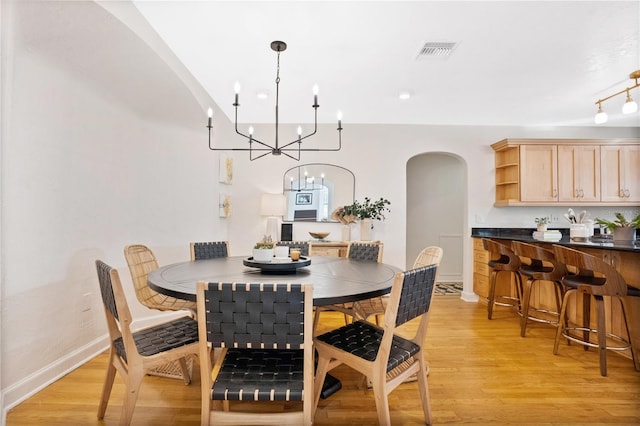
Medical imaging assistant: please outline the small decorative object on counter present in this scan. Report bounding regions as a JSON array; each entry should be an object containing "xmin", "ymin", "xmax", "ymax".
[
  {"xmin": 595, "ymin": 213, "xmax": 640, "ymax": 242},
  {"xmin": 534, "ymin": 217, "xmax": 550, "ymax": 232}
]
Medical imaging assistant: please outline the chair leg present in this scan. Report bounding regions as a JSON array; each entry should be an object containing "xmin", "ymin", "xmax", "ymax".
[
  {"xmin": 370, "ymin": 370, "xmax": 391, "ymax": 426},
  {"xmin": 313, "ymin": 355, "xmax": 331, "ymax": 415},
  {"xmin": 619, "ymin": 297, "xmax": 640, "ymax": 371},
  {"xmin": 416, "ymin": 356, "xmax": 432, "ymax": 425},
  {"xmin": 97, "ymin": 353, "xmax": 117, "ymax": 420},
  {"xmin": 487, "ymin": 270, "xmax": 499, "ymax": 320},
  {"xmin": 520, "ymin": 278, "xmax": 533, "ymax": 337},
  {"xmin": 595, "ymin": 296, "xmax": 608, "ymax": 376},
  {"xmin": 554, "ymin": 289, "xmax": 574, "ymax": 355},
  {"xmin": 583, "ymin": 294, "xmax": 592, "ymax": 352},
  {"xmin": 120, "ymin": 367, "xmax": 144, "ymax": 426},
  {"xmin": 178, "ymin": 357, "xmax": 191, "ymax": 385}
]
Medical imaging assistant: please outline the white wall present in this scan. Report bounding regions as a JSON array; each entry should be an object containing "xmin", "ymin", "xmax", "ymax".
[
  {"xmin": 0, "ymin": 0, "xmax": 233, "ymax": 415},
  {"xmin": 1, "ymin": 0, "xmax": 639, "ymax": 419}
]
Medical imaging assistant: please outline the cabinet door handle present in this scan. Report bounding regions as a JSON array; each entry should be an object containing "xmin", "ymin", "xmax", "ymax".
[
  {"xmin": 579, "ymin": 189, "xmax": 584, "ymax": 198},
  {"xmin": 625, "ymin": 189, "xmax": 630, "ymax": 198}
]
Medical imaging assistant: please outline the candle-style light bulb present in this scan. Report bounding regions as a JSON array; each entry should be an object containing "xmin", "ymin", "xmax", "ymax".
[
  {"xmin": 248, "ymin": 126, "xmax": 254, "ymax": 135},
  {"xmin": 297, "ymin": 126, "xmax": 302, "ymax": 137},
  {"xmin": 313, "ymin": 84, "xmax": 319, "ymax": 106},
  {"xmin": 321, "ymin": 173, "xmax": 325, "ymax": 186},
  {"xmin": 337, "ymin": 110, "xmax": 343, "ymax": 128},
  {"xmin": 207, "ymin": 107, "xmax": 213, "ymax": 128},
  {"xmin": 234, "ymin": 81, "xmax": 241, "ymax": 105}
]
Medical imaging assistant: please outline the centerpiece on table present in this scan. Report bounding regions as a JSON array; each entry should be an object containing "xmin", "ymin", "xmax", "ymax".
[
  {"xmin": 595, "ymin": 213, "xmax": 640, "ymax": 242},
  {"xmin": 342, "ymin": 197, "xmax": 391, "ymax": 241},
  {"xmin": 252, "ymin": 235, "xmax": 275, "ymax": 262}
]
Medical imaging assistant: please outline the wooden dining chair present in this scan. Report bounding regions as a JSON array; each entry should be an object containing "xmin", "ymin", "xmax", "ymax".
[
  {"xmin": 196, "ymin": 281, "xmax": 314, "ymax": 426},
  {"xmin": 124, "ymin": 244, "xmax": 197, "ymax": 313},
  {"xmin": 313, "ymin": 241, "xmax": 384, "ymax": 330},
  {"xmin": 353, "ymin": 246, "xmax": 443, "ymax": 323},
  {"xmin": 190, "ymin": 241, "xmax": 229, "ymax": 260},
  {"xmin": 314, "ymin": 263, "xmax": 437, "ymax": 425},
  {"xmin": 95, "ymin": 260, "xmax": 199, "ymax": 426}
]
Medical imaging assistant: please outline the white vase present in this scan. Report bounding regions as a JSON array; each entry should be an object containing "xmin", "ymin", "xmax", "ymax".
[
  {"xmin": 252, "ymin": 248, "xmax": 274, "ymax": 262},
  {"xmin": 360, "ymin": 218, "xmax": 372, "ymax": 241},
  {"xmin": 341, "ymin": 224, "xmax": 351, "ymax": 241}
]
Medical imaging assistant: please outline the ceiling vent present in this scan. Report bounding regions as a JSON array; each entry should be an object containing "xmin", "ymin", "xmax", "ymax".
[{"xmin": 416, "ymin": 42, "xmax": 458, "ymax": 60}]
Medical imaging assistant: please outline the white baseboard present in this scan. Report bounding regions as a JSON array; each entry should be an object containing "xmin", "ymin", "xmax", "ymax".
[{"xmin": 0, "ymin": 311, "xmax": 183, "ymax": 424}]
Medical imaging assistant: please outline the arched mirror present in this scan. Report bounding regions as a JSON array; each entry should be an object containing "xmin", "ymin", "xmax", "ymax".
[{"xmin": 283, "ymin": 163, "xmax": 355, "ymax": 222}]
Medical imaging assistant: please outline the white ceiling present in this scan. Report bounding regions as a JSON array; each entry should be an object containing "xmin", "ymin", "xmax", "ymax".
[{"xmin": 133, "ymin": 0, "xmax": 640, "ymax": 128}]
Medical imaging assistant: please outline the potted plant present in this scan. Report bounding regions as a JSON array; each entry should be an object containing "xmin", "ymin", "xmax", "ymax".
[
  {"xmin": 594, "ymin": 213, "xmax": 640, "ymax": 242},
  {"xmin": 344, "ymin": 197, "xmax": 391, "ymax": 240},
  {"xmin": 253, "ymin": 235, "xmax": 275, "ymax": 262},
  {"xmin": 535, "ymin": 217, "xmax": 550, "ymax": 232}
]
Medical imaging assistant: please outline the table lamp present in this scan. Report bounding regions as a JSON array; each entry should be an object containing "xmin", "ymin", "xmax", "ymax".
[{"xmin": 260, "ymin": 193, "xmax": 286, "ymax": 243}]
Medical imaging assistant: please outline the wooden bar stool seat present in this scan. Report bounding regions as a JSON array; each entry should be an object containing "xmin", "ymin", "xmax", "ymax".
[
  {"xmin": 482, "ymin": 239, "xmax": 523, "ymax": 320},
  {"xmin": 552, "ymin": 245, "xmax": 640, "ymax": 376},
  {"xmin": 511, "ymin": 241, "xmax": 567, "ymax": 337}
]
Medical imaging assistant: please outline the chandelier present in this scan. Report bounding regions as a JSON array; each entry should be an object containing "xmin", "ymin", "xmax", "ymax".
[
  {"xmin": 594, "ymin": 69, "xmax": 640, "ymax": 124},
  {"xmin": 206, "ymin": 41, "xmax": 343, "ymax": 160}
]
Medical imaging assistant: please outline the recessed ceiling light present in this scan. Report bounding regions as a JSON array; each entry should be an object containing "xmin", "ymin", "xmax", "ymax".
[
  {"xmin": 399, "ymin": 91, "xmax": 412, "ymax": 100},
  {"xmin": 256, "ymin": 90, "xmax": 269, "ymax": 100}
]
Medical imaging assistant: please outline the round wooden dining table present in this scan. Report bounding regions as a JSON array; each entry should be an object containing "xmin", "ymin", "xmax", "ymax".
[{"xmin": 147, "ymin": 255, "xmax": 401, "ymax": 306}]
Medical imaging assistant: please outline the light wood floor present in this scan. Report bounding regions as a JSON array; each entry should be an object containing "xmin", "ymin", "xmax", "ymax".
[{"xmin": 7, "ymin": 296, "xmax": 640, "ymax": 425}]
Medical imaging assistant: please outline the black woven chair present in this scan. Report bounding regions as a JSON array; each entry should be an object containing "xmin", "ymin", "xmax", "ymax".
[
  {"xmin": 276, "ymin": 240, "xmax": 310, "ymax": 256},
  {"xmin": 196, "ymin": 281, "xmax": 314, "ymax": 425},
  {"xmin": 190, "ymin": 241, "xmax": 229, "ymax": 260},
  {"xmin": 313, "ymin": 241, "xmax": 384, "ymax": 331},
  {"xmin": 314, "ymin": 264, "xmax": 437, "ymax": 425},
  {"xmin": 95, "ymin": 260, "xmax": 199, "ymax": 426}
]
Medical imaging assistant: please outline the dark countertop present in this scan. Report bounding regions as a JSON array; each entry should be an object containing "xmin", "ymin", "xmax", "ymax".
[{"xmin": 471, "ymin": 227, "xmax": 640, "ymax": 253}]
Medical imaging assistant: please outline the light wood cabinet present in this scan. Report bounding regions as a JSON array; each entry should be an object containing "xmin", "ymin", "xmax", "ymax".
[
  {"xmin": 557, "ymin": 145, "xmax": 600, "ymax": 202},
  {"xmin": 519, "ymin": 144, "xmax": 558, "ymax": 202},
  {"xmin": 309, "ymin": 241, "xmax": 349, "ymax": 257},
  {"xmin": 600, "ymin": 145, "xmax": 640, "ymax": 203},
  {"xmin": 472, "ymin": 238, "xmax": 490, "ymax": 299},
  {"xmin": 492, "ymin": 138, "xmax": 639, "ymax": 206}
]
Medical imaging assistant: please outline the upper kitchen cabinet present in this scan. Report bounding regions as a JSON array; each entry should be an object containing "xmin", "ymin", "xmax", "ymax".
[
  {"xmin": 519, "ymin": 144, "xmax": 558, "ymax": 203},
  {"xmin": 601, "ymin": 145, "xmax": 640, "ymax": 203},
  {"xmin": 492, "ymin": 139, "xmax": 639, "ymax": 206},
  {"xmin": 557, "ymin": 145, "xmax": 600, "ymax": 203}
]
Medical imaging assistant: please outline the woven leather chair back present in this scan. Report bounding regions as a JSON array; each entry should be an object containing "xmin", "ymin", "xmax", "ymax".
[
  {"xmin": 347, "ymin": 241, "xmax": 383, "ymax": 262},
  {"xmin": 276, "ymin": 241, "xmax": 310, "ymax": 256},
  {"xmin": 395, "ymin": 263, "xmax": 438, "ymax": 327},
  {"xmin": 190, "ymin": 241, "xmax": 229, "ymax": 260},
  {"xmin": 199, "ymin": 282, "xmax": 309, "ymax": 349}
]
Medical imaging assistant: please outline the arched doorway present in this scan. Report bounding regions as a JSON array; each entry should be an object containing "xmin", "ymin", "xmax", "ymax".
[{"xmin": 406, "ymin": 153, "xmax": 466, "ymax": 283}]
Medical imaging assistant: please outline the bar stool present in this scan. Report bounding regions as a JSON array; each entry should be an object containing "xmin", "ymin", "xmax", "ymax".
[
  {"xmin": 511, "ymin": 241, "xmax": 566, "ymax": 337},
  {"xmin": 482, "ymin": 238, "xmax": 523, "ymax": 320},
  {"xmin": 552, "ymin": 245, "xmax": 640, "ymax": 376}
]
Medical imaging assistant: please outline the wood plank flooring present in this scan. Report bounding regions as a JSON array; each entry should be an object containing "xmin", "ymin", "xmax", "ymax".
[{"xmin": 6, "ymin": 297, "xmax": 640, "ymax": 425}]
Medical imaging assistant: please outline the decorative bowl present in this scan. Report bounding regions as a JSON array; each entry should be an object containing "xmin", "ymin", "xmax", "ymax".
[{"xmin": 309, "ymin": 232, "xmax": 330, "ymax": 240}]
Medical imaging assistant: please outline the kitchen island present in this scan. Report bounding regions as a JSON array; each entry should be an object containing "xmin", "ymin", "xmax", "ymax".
[{"xmin": 472, "ymin": 227, "xmax": 639, "ymax": 366}]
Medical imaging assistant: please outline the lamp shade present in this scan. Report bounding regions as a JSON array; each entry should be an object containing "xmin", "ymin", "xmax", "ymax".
[{"xmin": 260, "ymin": 193, "xmax": 286, "ymax": 216}]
